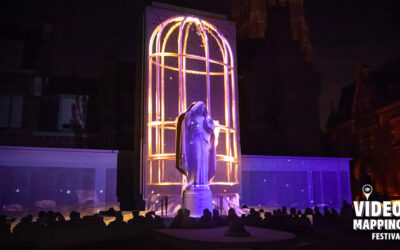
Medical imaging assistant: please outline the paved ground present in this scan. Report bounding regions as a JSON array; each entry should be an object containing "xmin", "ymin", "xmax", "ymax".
[{"xmin": 154, "ymin": 226, "xmax": 296, "ymax": 249}]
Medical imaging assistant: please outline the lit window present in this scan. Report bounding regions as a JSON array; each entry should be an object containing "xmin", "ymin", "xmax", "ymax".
[
  {"xmin": 58, "ymin": 95, "xmax": 88, "ymax": 131},
  {"xmin": 0, "ymin": 95, "xmax": 23, "ymax": 129}
]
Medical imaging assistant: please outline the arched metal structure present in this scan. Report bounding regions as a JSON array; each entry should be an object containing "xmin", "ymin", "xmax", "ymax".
[{"xmin": 144, "ymin": 13, "xmax": 240, "ymax": 213}]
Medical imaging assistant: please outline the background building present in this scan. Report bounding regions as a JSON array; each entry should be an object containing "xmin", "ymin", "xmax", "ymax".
[
  {"xmin": 232, "ymin": 0, "xmax": 322, "ymax": 156},
  {"xmin": 0, "ymin": 0, "xmax": 354, "ymax": 213},
  {"xmin": 328, "ymin": 58, "xmax": 400, "ymax": 200}
]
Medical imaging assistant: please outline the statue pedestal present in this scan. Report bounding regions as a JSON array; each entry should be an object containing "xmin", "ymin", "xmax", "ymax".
[{"xmin": 182, "ymin": 186, "xmax": 213, "ymax": 217}]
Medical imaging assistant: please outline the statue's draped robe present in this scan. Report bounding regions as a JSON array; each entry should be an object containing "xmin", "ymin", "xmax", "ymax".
[{"xmin": 176, "ymin": 102, "xmax": 216, "ymax": 188}]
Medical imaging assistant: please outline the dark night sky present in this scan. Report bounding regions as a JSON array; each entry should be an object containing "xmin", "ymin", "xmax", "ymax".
[{"xmin": 1, "ymin": 0, "xmax": 400, "ymax": 130}]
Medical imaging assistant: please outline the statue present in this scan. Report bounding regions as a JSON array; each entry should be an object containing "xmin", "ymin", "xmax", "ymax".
[{"xmin": 176, "ymin": 101, "xmax": 216, "ymax": 217}]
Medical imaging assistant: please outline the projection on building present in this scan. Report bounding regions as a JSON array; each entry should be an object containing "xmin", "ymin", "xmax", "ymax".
[{"xmin": 143, "ymin": 7, "xmax": 241, "ymax": 215}]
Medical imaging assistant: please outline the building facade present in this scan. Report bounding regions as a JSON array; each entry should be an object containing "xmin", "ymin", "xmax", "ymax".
[
  {"xmin": 232, "ymin": 0, "xmax": 321, "ymax": 156},
  {"xmin": 328, "ymin": 59, "xmax": 400, "ymax": 200}
]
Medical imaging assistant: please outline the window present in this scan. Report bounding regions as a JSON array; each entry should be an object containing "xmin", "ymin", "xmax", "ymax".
[
  {"xmin": 58, "ymin": 95, "xmax": 75, "ymax": 130},
  {"xmin": 0, "ymin": 95, "xmax": 23, "ymax": 129},
  {"xmin": 390, "ymin": 117, "xmax": 400, "ymax": 147},
  {"xmin": 58, "ymin": 95, "xmax": 88, "ymax": 131},
  {"xmin": 357, "ymin": 128, "xmax": 369, "ymax": 152},
  {"xmin": 368, "ymin": 125, "xmax": 378, "ymax": 149}
]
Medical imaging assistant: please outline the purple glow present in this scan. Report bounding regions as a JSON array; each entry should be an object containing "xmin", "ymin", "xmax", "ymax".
[
  {"xmin": 241, "ymin": 155, "xmax": 352, "ymax": 209},
  {"xmin": 0, "ymin": 146, "xmax": 118, "ymax": 213},
  {"xmin": 144, "ymin": 7, "xmax": 241, "ymax": 215}
]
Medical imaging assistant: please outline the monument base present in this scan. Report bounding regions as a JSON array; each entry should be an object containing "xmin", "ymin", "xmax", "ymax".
[{"xmin": 182, "ymin": 186, "xmax": 213, "ymax": 217}]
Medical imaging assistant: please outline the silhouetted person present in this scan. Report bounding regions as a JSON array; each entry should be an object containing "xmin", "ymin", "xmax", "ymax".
[
  {"xmin": 180, "ymin": 209, "xmax": 197, "ymax": 229},
  {"xmin": 153, "ymin": 215, "xmax": 166, "ymax": 229},
  {"xmin": 228, "ymin": 208, "xmax": 240, "ymax": 224},
  {"xmin": 340, "ymin": 200, "xmax": 352, "ymax": 218},
  {"xmin": 69, "ymin": 211, "xmax": 81, "ymax": 223},
  {"xmin": 246, "ymin": 208, "xmax": 261, "ymax": 226},
  {"xmin": 199, "ymin": 209, "xmax": 214, "ymax": 228},
  {"xmin": 240, "ymin": 214, "xmax": 247, "ymax": 224},
  {"xmin": 66, "ymin": 211, "xmax": 83, "ymax": 245},
  {"xmin": 100, "ymin": 207, "xmax": 117, "ymax": 217},
  {"xmin": 108, "ymin": 211, "xmax": 125, "ymax": 227},
  {"xmin": 107, "ymin": 211, "xmax": 128, "ymax": 239},
  {"xmin": 36, "ymin": 211, "xmax": 46, "ymax": 225},
  {"xmin": 13, "ymin": 215, "xmax": 35, "ymax": 247},
  {"xmin": 313, "ymin": 206, "xmax": 322, "ymax": 225},
  {"xmin": 169, "ymin": 209, "xmax": 183, "ymax": 228},
  {"xmin": 128, "ymin": 210, "xmax": 144, "ymax": 228},
  {"xmin": 305, "ymin": 207, "xmax": 313, "ymax": 215},
  {"xmin": 212, "ymin": 209, "xmax": 223, "ymax": 227},
  {"xmin": 0, "ymin": 215, "xmax": 12, "ymax": 246},
  {"xmin": 129, "ymin": 210, "xmax": 140, "ymax": 223},
  {"xmin": 323, "ymin": 206, "xmax": 332, "ymax": 217},
  {"xmin": 331, "ymin": 208, "xmax": 339, "ymax": 217}
]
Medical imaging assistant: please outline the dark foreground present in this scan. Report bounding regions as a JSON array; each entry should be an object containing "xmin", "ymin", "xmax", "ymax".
[{"xmin": 1, "ymin": 203, "xmax": 399, "ymax": 250}]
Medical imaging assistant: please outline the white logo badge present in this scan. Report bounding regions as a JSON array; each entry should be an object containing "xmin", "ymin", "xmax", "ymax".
[{"xmin": 362, "ymin": 184, "xmax": 373, "ymax": 200}]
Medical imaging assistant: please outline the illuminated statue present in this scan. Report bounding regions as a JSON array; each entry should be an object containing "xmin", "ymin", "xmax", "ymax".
[
  {"xmin": 145, "ymin": 14, "xmax": 241, "ymax": 215},
  {"xmin": 176, "ymin": 101, "xmax": 216, "ymax": 216}
]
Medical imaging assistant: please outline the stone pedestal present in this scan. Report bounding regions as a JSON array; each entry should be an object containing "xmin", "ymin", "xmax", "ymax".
[{"xmin": 182, "ymin": 186, "xmax": 213, "ymax": 217}]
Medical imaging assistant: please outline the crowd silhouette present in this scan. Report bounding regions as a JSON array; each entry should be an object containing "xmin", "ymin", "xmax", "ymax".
[{"xmin": 0, "ymin": 200, "xmax": 355, "ymax": 249}]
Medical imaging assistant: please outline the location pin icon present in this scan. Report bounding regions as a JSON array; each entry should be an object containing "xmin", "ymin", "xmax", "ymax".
[{"xmin": 362, "ymin": 184, "xmax": 373, "ymax": 200}]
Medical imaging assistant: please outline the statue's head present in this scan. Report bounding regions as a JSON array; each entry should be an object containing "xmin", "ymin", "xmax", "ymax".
[{"xmin": 190, "ymin": 101, "xmax": 207, "ymax": 117}]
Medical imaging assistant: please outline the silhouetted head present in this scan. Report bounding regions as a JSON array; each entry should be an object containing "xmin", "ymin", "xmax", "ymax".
[
  {"xmin": 55, "ymin": 212, "xmax": 65, "ymax": 222},
  {"xmin": 0, "ymin": 215, "xmax": 7, "ymax": 223},
  {"xmin": 38, "ymin": 211, "xmax": 46, "ymax": 220},
  {"xmin": 305, "ymin": 208, "xmax": 313, "ymax": 215},
  {"xmin": 212, "ymin": 209, "xmax": 219, "ymax": 218},
  {"xmin": 145, "ymin": 211, "xmax": 156, "ymax": 220},
  {"xmin": 290, "ymin": 208, "xmax": 296, "ymax": 215},
  {"xmin": 229, "ymin": 208, "xmax": 237, "ymax": 216},
  {"xmin": 249, "ymin": 208, "xmax": 256, "ymax": 215},
  {"xmin": 22, "ymin": 215, "xmax": 33, "ymax": 223},
  {"xmin": 176, "ymin": 209, "xmax": 183, "ymax": 217},
  {"xmin": 47, "ymin": 210, "xmax": 55, "ymax": 219},
  {"xmin": 69, "ymin": 211, "xmax": 80, "ymax": 221},
  {"xmin": 116, "ymin": 211, "xmax": 123, "ymax": 221},
  {"xmin": 282, "ymin": 206, "xmax": 287, "ymax": 214},
  {"xmin": 182, "ymin": 208, "xmax": 190, "ymax": 218},
  {"xmin": 203, "ymin": 209, "xmax": 211, "ymax": 217},
  {"xmin": 132, "ymin": 210, "xmax": 140, "ymax": 217}
]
